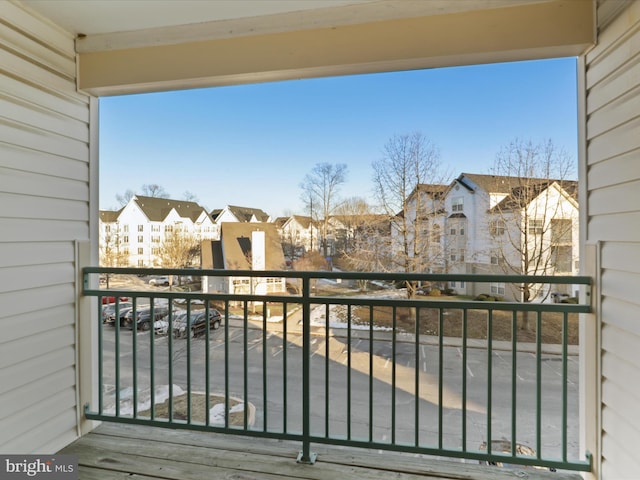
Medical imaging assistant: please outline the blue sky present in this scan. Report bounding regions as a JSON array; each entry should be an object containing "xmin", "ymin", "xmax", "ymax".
[{"xmin": 99, "ymin": 57, "xmax": 578, "ymax": 217}]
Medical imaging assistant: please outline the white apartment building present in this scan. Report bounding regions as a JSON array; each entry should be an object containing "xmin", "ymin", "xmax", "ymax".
[
  {"xmin": 442, "ymin": 173, "xmax": 580, "ymax": 301},
  {"xmin": 99, "ymin": 195, "xmax": 217, "ymax": 267}
]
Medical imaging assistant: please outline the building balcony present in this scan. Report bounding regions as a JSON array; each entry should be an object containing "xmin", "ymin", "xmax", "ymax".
[{"xmin": 68, "ymin": 267, "xmax": 592, "ymax": 479}]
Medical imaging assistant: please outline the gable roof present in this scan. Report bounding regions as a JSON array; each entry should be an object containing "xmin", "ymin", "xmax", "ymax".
[
  {"xmin": 100, "ymin": 208, "xmax": 122, "ymax": 223},
  {"xmin": 490, "ymin": 179, "xmax": 579, "ymax": 212},
  {"xmin": 132, "ymin": 195, "xmax": 211, "ymax": 222},
  {"xmin": 206, "ymin": 222, "xmax": 285, "ymax": 270},
  {"xmin": 226, "ymin": 205, "xmax": 271, "ymax": 222}
]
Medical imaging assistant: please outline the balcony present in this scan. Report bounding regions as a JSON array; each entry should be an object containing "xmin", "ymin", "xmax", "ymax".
[{"xmin": 69, "ymin": 267, "xmax": 592, "ymax": 478}]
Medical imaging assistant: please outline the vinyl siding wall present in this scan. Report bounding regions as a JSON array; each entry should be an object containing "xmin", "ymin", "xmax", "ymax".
[
  {"xmin": 585, "ymin": 1, "xmax": 640, "ymax": 478},
  {"xmin": 0, "ymin": 2, "xmax": 91, "ymax": 453}
]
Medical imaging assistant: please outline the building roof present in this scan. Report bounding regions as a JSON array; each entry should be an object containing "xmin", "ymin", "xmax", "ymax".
[
  {"xmin": 205, "ymin": 222, "xmax": 285, "ymax": 271},
  {"xmin": 490, "ymin": 179, "xmax": 579, "ymax": 212},
  {"xmin": 227, "ymin": 205, "xmax": 271, "ymax": 222},
  {"xmin": 132, "ymin": 195, "xmax": 210, "ymax": 222},
  {"xmin": 99, "ymin": 208, "xmax": 122, "ymax": 223}
]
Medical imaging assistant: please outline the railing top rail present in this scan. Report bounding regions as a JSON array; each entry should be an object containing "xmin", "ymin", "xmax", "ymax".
[{"xmin": 85, "ymin": 266, "xmax": 592, "ymax": 286}]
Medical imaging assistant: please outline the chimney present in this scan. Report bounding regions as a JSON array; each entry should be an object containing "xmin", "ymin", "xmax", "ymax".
[{"xmin": 251, "ymin": 230, "xmax": 265, "ymax": 270}]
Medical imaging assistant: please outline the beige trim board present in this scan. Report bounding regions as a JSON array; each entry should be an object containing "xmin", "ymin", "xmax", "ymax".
[{"xmin": 77, "ymin": 0, "xmax": 595, "ymax": 96}]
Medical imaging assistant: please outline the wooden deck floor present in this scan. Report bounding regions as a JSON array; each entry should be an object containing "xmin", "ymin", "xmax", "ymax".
[{"xmin": 59, "ymin": 423, "xmax": 581, "ymax": 480}]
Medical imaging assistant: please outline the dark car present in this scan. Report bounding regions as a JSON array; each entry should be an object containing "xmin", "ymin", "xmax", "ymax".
[
  {"xmin": 102, "ymin": 302, "xmax": 133, "ymax": 324},
  {"xmin": 123, "ymin": 305, "xmax": 169, "ymax": 331},
  {"xmin": 173, "ymin": 309, "xmax": 222, "ymax": 338}
]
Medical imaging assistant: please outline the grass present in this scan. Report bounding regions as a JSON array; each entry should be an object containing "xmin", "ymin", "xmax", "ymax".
[
  {"xmin": 139, "ymin": 393, "xmax": 249, "ymax": 426},
  {"xmin": 353, "ymin": 305, "xmax": 579, "ymax": 345}
]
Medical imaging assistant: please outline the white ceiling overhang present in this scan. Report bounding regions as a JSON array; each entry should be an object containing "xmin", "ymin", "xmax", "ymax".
[{"xmin": 21, "ymin": 0, "xmax": 596, "ymax": 96}]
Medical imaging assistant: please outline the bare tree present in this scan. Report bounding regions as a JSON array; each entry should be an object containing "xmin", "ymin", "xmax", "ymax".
[
  {"xmin": 116, "ymin": 184, "xmax": 170, "ymax": 206},
  {"xmin": 115, "ymin": 189, "xmax": 135, "ymax": 207},
  {"xmin": 300, "ymin": 162, "xmax": 347, "ymax": 257},
  {"xmin": 373, "ymin": 132, "xmax": 450, "ymax": 297},
  {"xmin": 488, "ymin": 139, "xmax": 578, "ymax": 328},
  {"xmin": 141, "ymin": 184, "xmax": 170, "ymax": 198},
  {"xmin": 182, "ymin": 190, "xmax": 199, "ymax": 202},
  {"xmin": 156, "ymin": 229, "xmax": 200, "ymax": 285}
]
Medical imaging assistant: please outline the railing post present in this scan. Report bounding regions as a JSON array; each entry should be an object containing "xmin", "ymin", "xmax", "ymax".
[{"xmin": 297, "ymin": 274, "xmax": 317, "ymax": 464}]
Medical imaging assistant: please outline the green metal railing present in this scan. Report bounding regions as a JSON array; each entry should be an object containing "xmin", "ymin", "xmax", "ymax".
[{"xmin": 84, "ymin": 267, "xmax": 592, "ymax": 471}]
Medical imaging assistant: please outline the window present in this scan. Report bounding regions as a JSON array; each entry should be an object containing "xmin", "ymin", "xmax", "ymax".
[
  {"xmin": 490, "ymin": 283, "xmax": 505, "ymax": 296},
  {"xmin": 105, "ymin": 235, "xmax": 111, "ymax": 243},
  {"xmin": 490, "ymin": 251, "xmax": 502, "ymax": 265},
  {"xmin": 123, "ymin": 225, "xmax": 129, "ymax": 233},
  {"xmin": 137, "ymin": 224, "xmax": 144, "ymax": 232},
  {"xmin": 529, "ymin": 219, "xmax": 543, "ymax": 234},
  {"xmin": 105, "ymin": 225, "xmax": 111, "ymax": 232},
  {"xmin": 490, "ymin": 220, "xmax": 505, "ymax": 236},
  {"xmin": 450, "ymin": 281, "xmax": 456, "ymax": 287},
  {"xmin": 459, "ymin": 281, "xmax": 465, "ymax": 288},
  {"xmin": 123, "ymin": 235, "xmax": 129, "ymax": 243},
  {"xmin": 151, "ymin": 225, "xmax": 160, "ymax": 232},
  {"xmin": 137, "ymin": 235, "xmax": 144, "ymax": 243},
  {"xmin": 137, "ymin": 247, "xmax": 144, "ymax": 254},
  {"xmin": 450, "ymin": 249, "xmax": 457, "ymax": 262},
  {"xmin": 551, "ymin": 245, "xmax": 572, "ymax": 272},
  {"xmin": 152, "ymin": 236, "xmax": 160, "ymax": 243},
  {"xmin": 152, "ymin": 248, "xmax": 160, "ymax": 255},
  {"xmin": 432, "ymin": 224, "xmax": 441, "ymax": 243},
  {"xmin": 551, "ymin": 219, "xmax": 572, "ymax": 244},
  {"xmin": 459, "ymin": 249, "xmax": 465, "ymax": 262},
  {"xmin": 460, "ymin": 227, "xmax": 465, "ymax": 235},
  {"xmin": 450, "ymin": 228, "xmax": 456, "ymax": 235},
  {"xmin": 137, "ymin": 260, "xmax": 144, "ymax": 267},
  {"xmin": 452, "ymin": 197, "xmax": 464, "ymax": 212},
  {"xmin": 123, "ymin": 248, "xmax": 129, "ymax": 255},
  {"xmin": 165, "ymin": 225, "xmax": 173, "ymax": 232}
]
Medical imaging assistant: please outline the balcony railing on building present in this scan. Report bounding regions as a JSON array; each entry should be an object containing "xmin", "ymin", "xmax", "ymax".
[{"xmin": 84, "ymin": 267, "xmax": 592, "ymax": 472}]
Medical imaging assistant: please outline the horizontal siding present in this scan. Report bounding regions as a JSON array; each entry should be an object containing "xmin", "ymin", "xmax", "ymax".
[
  {"xmin": 0, "ymin": 2, "xmax": 90, "ymax": 454},
  {"xmin": 587, "ymin": 2, "xmax": 640, "ymax": 478}
]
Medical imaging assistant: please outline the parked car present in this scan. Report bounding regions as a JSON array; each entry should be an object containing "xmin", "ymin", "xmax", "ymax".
[
  {"xmin": 173, "ymin": 309, "xmax": 222, "ymax": 338},
  {"xmin": 148, "ymin": 276, "xmax": 170, "ymax": 286},
  {"xmin": 123, "ymin": 305, "xmax": 169, "ymax": 331},
  {"xmin": 101, "ymin": 295, "xmax": 129, "ymax": 304},
  {"xmin": 104, "ymin": 305, "xmax": 135, "ymax": 327},
  {"xmin": 102, "ymin": 302, "xmax": 132, "ymax": 324}
]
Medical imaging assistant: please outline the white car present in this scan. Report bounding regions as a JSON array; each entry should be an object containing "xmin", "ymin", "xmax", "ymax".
[{"xmin": 149, "ymin": 276, "xmax": 170, "ymax": 286}]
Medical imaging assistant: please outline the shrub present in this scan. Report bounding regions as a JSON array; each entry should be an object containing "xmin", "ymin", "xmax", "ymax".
[
  {"xmin": 561, "ymin": 296, "xmax": 579, "ymax": 304},
  {"xmin": 429, "ymin": 288, "xmax": 441, "ymax": 296}
]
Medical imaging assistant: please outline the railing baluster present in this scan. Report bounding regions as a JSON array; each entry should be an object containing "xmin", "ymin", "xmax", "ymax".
[
  {"xmin": 205, "ymin": 301, "xmax": 210, "ymax": 427},
  {"xmin": 168, "ymin": 301, "xmax": 174, "ymax": 423},
  {"xmin": 512, "ymin": 310, "xmax": 517, "ymax": 458},
  {"xmin": 98, "ymin": 297, "xmax": 104, "ymax": 415},
  {"xmin": 243, "ymin": 301, "xmax": 248, "ymax": 430},
  {"xmin": 132, "ymin": 297, "xmax": 138, "ymax": 418},
  {"xmin": 185, "ymin": 300, "xmax": 191, "ymax": 424},
  {"xmin": 487, "ymin": 309, "xmax": 493, "ymax": 456},
  {"xmin": 392, "ymin": 305, "xmax": 397, "ymax": 445},
  {"xmin": 224, "ymin": 300, "xmax": 230, "ymax": 429},
  {"xmin": 324, "ymin": 302, "xmax": 330, "ymax": 438},
  {"xmin": 414, "ymin": 306, "xmax": 420, "ymax": 447},
  {"xmin": 438, "ymin": 307, "xmax": 444, "ymax": 450},
  {"xmin": 347, "ymin": 303, "xmax": 352, "ymax": 441},
  {"xmin": 562, "ymin": 311, "xmax": 569, "ymax": 462},
  {"xmin": 536, "ymin": 311, "xmax": 542, "ymax": 460},
  {"xmin": 263, "ymin": 301, "xmax": 268, "ymax": 433},
  {"xmin": 462, "ymin": 308, "xmax": 467, "ymax": 452},
  {"xmin": 282, "ymin": 301, "xmax": 288, "ymax": 434},
  {"xmin": 369, "ymin": 305, "xmax": 374, "ymax": 443}
]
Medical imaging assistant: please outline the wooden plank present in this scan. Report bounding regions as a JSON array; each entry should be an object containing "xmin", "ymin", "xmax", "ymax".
[
  {"xmin": 77, "ymin": 466, "xmax": 161, "ymax": 480},
  {"xmin": 71, "ymin": 424, "xmax": 580, "ymax": 480}
]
